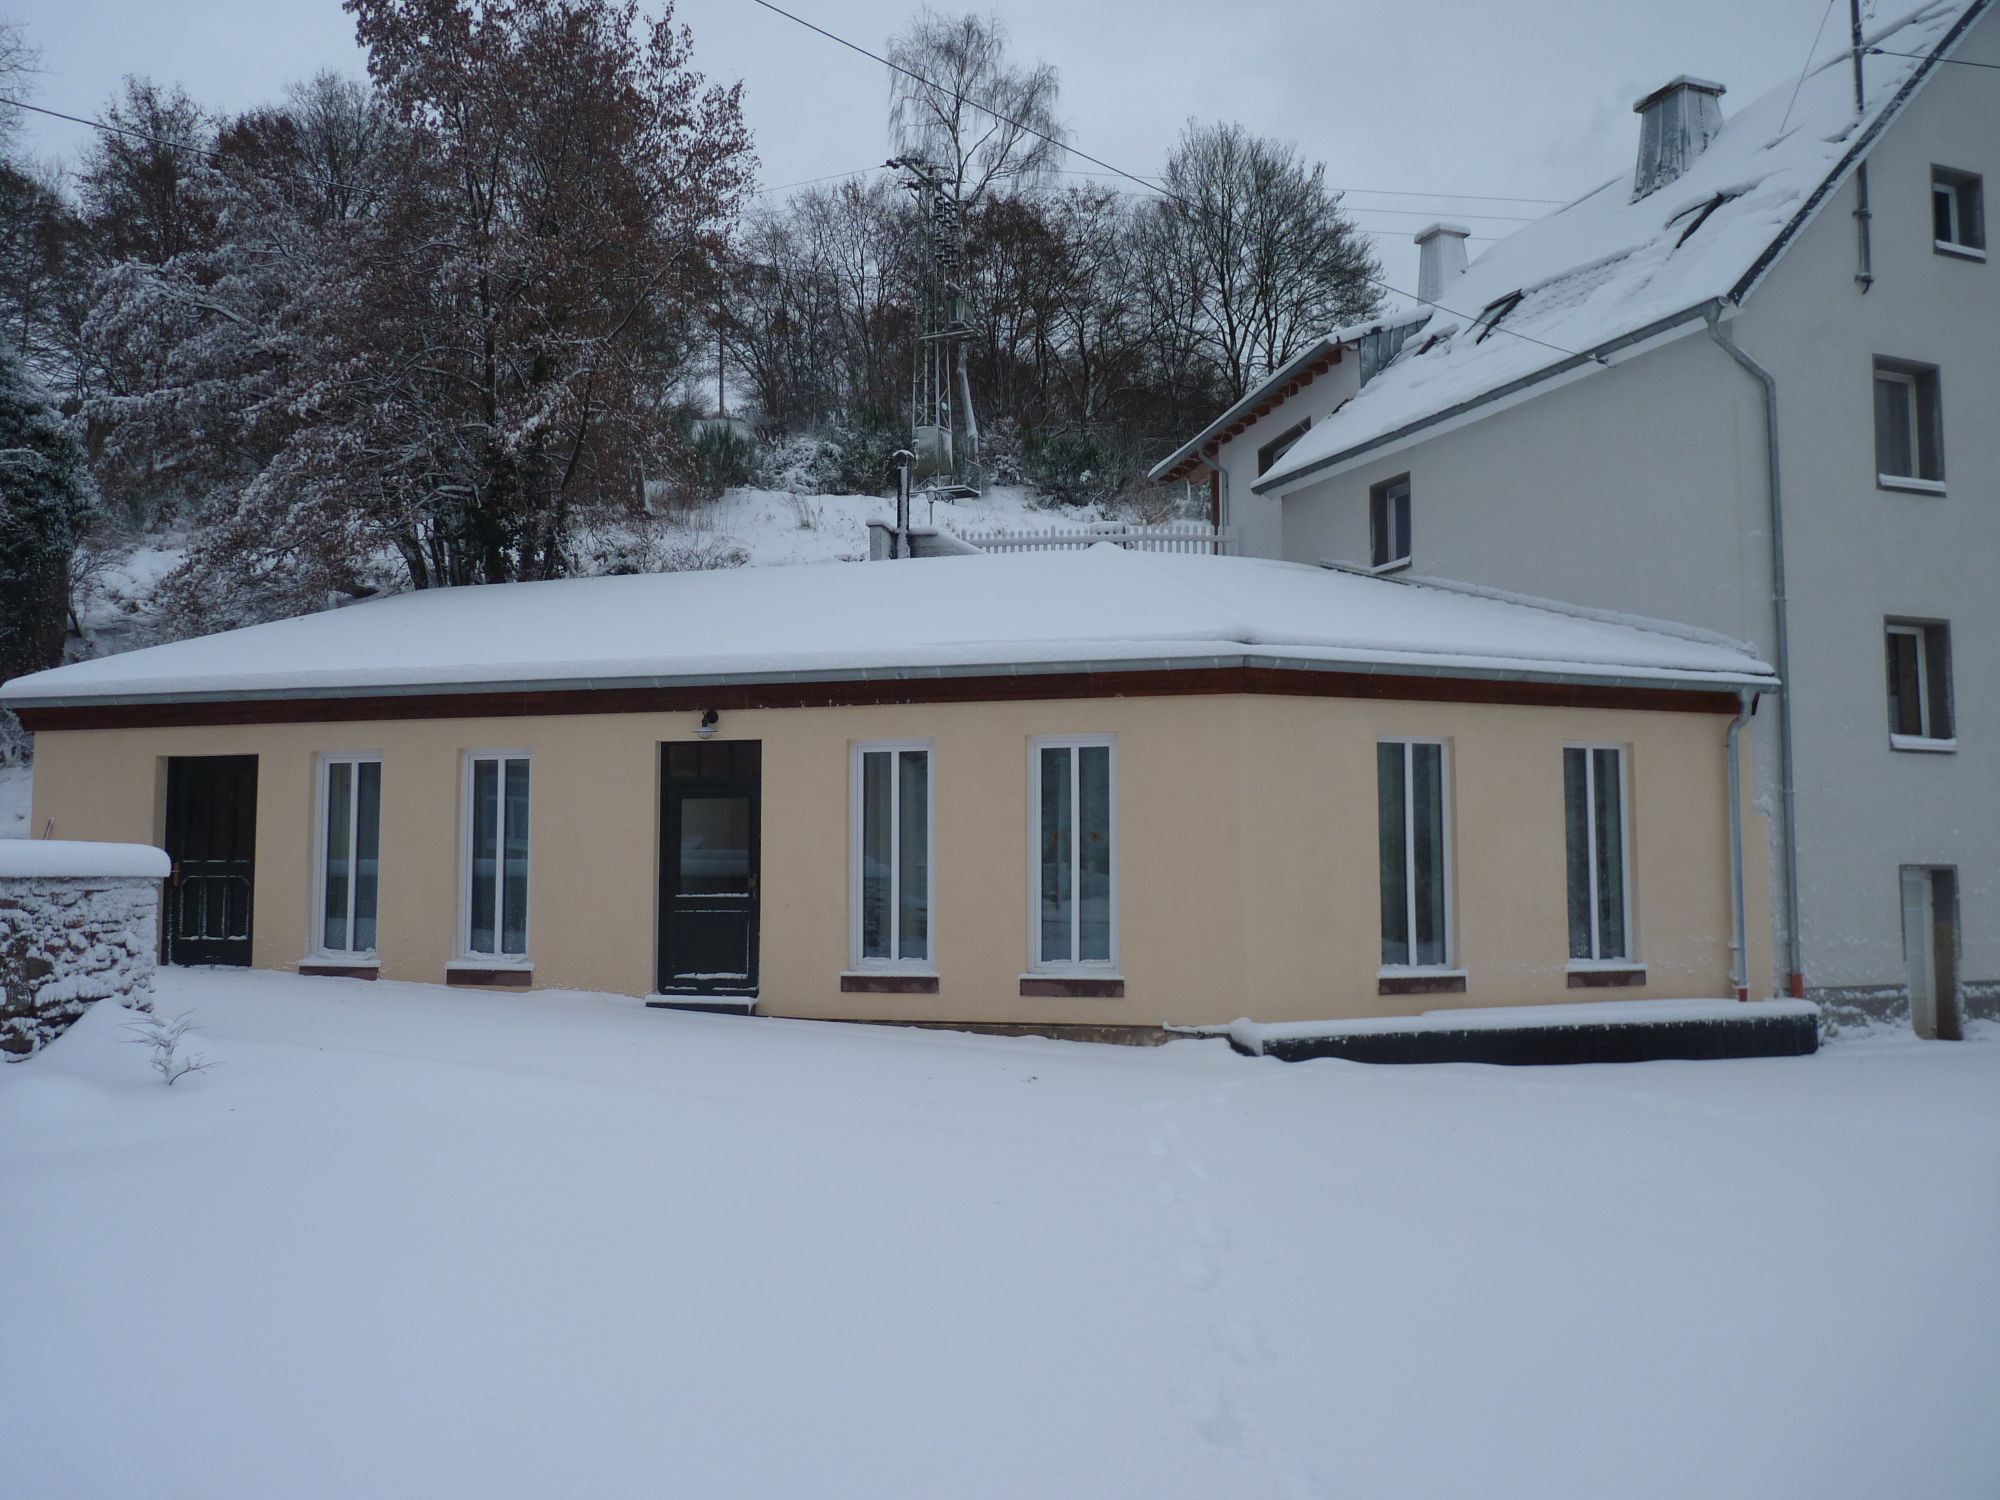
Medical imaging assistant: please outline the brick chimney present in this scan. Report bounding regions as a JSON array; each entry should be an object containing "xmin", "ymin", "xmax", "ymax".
[
  {"xmin": 1632, "ymin": 76, "xmax": 1726, "ymax": 199},
  {"xmin": 1413, "ymin": 223, "xmax": 1470, "ymax": 305}
]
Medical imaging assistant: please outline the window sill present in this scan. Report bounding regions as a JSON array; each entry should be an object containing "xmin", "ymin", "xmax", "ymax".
[
  {"xmin": 1566, "ymin": 962, "xmax": 1646, "ymax": 989},
  {"xmin": 1369, "ymin": 557, "xmax": 1412, "ymax": 576},
  {"xmin": 1933, "ymin": 239, "xmax": 1986, "ymax": 262},
  {"xmin": 1889, "ymin": 734, "xmax": 1957, "ymax": 754},
  {"xmin": 1019, "ymin": 973, "xmax": 1125, "ymax": 999},
  {"xmin": 1378, "ymin": 966, "xmax": 1467, "ymax": 996},
  {"xmin": 299, "ymin": 957, "xmax": 379, "ymax": 980},
  {"xmin": 841, "ymin": 970, "xmax": 940, "ymax": 994},
  {"xmin": 446, "ymin": 958, "xmax": 533, "ymax": 988},
  {"xmin": 1877, "ymin": 474, "xmax": 1946, "ymax": 496}
]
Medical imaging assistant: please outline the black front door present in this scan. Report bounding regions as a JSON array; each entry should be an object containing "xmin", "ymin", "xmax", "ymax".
[
  {"xmin": 658, "ymin": 741, "xmax": 761, "ymax": 996},
  {"xmin": 164, "ymin": 755, "xmax": 258, "ymax": 966}
]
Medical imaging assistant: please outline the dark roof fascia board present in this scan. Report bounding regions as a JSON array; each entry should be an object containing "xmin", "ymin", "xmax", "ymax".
[
  {"xmin": 1144, "ymin": 337, "xmax": 1339, "ymax": 481},
  {"xmin": 1730, "ymin": 0, "xmax": 1992, "ymax": 305},
  {"xmin": 1250, "ymin": 301, "xmax": 1718, "ymax": 495},
  {"xmin": 9, "ymin": 652, "xmax": 1774, "ymax": 730}
]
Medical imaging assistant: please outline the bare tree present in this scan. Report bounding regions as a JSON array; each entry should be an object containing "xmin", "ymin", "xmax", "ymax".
[
  {"xmin": 886, "ymin": 9, "xmax": 1062, "ymax": 464},
  {"xmin": 1137, "ymin": 120, "xmax": 1380, "ymax": 401}
]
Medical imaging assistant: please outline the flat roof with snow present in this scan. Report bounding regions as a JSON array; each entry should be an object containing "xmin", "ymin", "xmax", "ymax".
[{"xmin": 0, "ymin": 547, "xmax": 1776, "ymax": 710}]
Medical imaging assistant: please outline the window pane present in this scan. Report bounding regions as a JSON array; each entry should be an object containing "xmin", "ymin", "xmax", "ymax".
[
  {"xmin": 896, "ymin": 751, "xmax": 929, "ymax": 961},
  {"xmin": 1914, "ymin": 372, "xmax": 1942, "ymax": 482},
  {"xmin": 1393, "ymin": 488, "xmax": 1412, "ymax": 562},
  {"xmin": 1378, "ymin": 743, "xmax": 1408, "ymax": 965},
  {"xmin": 1593, "ymin": 748, "xmax": 1626, "ymax": 960},
  {"xmin": 501, "ymin": 759, "xmax": 529, "ymax": 956},
  {"xmin": 470, "ymin": 759, "xmax": 498, "ymax": 954},
  {"xmin": 1923, "ymin": 628, "xmax": 1952, "ymax": 740},
  {"xmin": 1887, "ymin": 632, "xmax": 1923, "ymax": 737},
  {"xmin": 354, "ymin": 761, "xmax": 380, "ymax": 951},
  {"xmin": 1564, "ymin": 748, "xmax": 1592, "ymax": 960},
  {"xmin": 1039, "ymin": 747, "xmax": 1072, "ymax": 964},
  {"xmin": 1875, "ymin": 375, "xmax": 1913, "ymax": 477},
  {"xmin": 1371, "ymin": 489, "xmax": 1388, "ymax": 567},
  {"xmin": 1078, "ymin": 746, "xmax": 1112, "ymax": 963},
  {"xmin": 1411, "ymin": 744, "xmax": 1448, "ymax": 967},
  {"xmin": 860, "ymin": 751, "xmax": 891, "ymax": 960},
  {"xmin": 1934, "ymin": 185, "xmax": 1954, "ymax": 243},
  {"xmin": 321, "ymin": 761, "xmax": 352, "ymax": 951}
]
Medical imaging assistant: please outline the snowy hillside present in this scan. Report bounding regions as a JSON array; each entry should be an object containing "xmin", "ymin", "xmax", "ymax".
[{"xmin": 3, "ymin": 970, "xmax": 1996, "ymax": 1499}]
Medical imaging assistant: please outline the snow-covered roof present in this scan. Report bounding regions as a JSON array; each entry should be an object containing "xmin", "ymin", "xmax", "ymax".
[
  {"xmin": 1255, "ymin": 0, "xmax": 1989, "ymax": 493},
  {"xmin": 0, "ymin": 840, "xmax": 171, "ymax": 879},
  {"xmin": 1, "ymin": 548, "xmax": 1776, "ymax": 709}
]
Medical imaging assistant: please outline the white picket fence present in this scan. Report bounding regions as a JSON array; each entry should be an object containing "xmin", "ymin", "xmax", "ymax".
[{"xmin": 955, "ymin": 520, "xmax": 1235, "ymax": 556}]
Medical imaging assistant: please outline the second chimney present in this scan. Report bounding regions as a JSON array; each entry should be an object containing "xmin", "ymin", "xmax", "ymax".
[
  {"xmin": 1414, "ymin": 223, "xmax": 1470, "ymax": 305},
  {"xmin": 1632, "ymin": 76, "xmax": 1725, "ymax": 199}
]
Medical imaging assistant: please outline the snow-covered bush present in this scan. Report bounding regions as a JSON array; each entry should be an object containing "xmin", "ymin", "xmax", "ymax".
[
  {"xmin": 573, "ymin": 513, "xmax": 746, "ymax": 576},
  {"xmin": 689, "ymin": 423, "xmax": 759, "ymax": 497},
  {"xmin": 123, "ymin": 1009, "xmax": 215, "ymax": 1085},
  {"xmin": 754, "ymin": 431, "xmax": 844, "ymax": 495},
  {"xmin": 1020, "ymin": 429, "xmax": 1139, "ymax": 510}
]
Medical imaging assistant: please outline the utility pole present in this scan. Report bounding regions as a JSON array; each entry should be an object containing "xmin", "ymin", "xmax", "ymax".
[{"xmin": 888, "ymin": 155, "xmax": 980, "ymax": 500}]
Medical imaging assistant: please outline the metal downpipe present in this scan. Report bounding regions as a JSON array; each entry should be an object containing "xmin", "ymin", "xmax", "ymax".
[
  {"xmin": 1705, "ymin": 305, "xmax": 1804, "ymax": 997},
  {"xmin": 1727, "ymin": 689, "xmax": 1754, "ymax": 1001}
]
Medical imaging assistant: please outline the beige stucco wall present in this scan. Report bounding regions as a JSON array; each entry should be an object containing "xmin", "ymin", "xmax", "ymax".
[{"xmin": 26, "ymin": 691, "xmax": 1769, "ymax": 1027}]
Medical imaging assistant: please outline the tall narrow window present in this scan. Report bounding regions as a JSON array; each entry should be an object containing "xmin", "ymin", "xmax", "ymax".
[
  {"xmin": 464, "ymin": 752, "xmax": 530, "ymax": 958},
  {"xmin": 853, "ymin": 743, "xmax": 932, "ymax": 967},
  {"xmin": 1032, "ymin": 737, "xmax": 1115, "ymax": 969},
  {"xmin": 1378, "ymin": 740, "xmax": 1450, "ymax": 968},
  {"xmin": 1931, "ymin": 166, "xmax": 1985, "ymax": 258},
  {"xmin": 1564, "ymin": 746, "xmax": 1631, "ymax": 962},
  {"xmin": 1873, "ymin": 358, "xmax": 1944, "ymax": 487},
  {"xmin": 1370, "ymin": 475, "xmax": 1412, "ymax": 570},
  {"xmin": 1886, "ymin": 621, "xmax": 1954, "ymax": 745},
  {"xmin": 316, "ymin": 754, "xmax": 381, "ymax": 954}
]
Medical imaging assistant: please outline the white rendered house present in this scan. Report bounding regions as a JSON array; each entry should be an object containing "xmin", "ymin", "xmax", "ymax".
[{"xmin": 1154, "ymin": 0, "xmax": 1999, "ymax": 1032}]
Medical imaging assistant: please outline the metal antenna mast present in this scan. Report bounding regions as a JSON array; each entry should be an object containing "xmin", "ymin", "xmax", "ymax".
[{"xmin": 889, "ymin": 156, "xmax": 980, "ymax": 500}]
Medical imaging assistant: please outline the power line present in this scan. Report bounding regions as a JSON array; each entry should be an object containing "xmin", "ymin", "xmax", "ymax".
[
  {"xmin": 1866, "ymin": 46, "xmax": 2000, "ymax": 71},
  {"xmin": 753, "ymin": 165, "xmax": 887, "ymax": 196},
  {"xmin": 1053, "ymin": 164, "xmax": 1564, "ymax": 208},
  {"xmin": 1778, "ymin": 0, "xmax": 1838, "ymax": 138},
  {"xmin": 746, "ymin": 0, "xmax": 1590, "ymax": 360}
]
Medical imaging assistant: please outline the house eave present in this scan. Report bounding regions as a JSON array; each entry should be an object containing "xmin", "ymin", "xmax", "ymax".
[{"xmin": 1145, "ymin": 337, "xmax": 1347, "ymax": 484}]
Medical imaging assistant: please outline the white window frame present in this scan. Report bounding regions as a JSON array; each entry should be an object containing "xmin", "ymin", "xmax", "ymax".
[
  {"xmin": 1378, "ymin": 737, "xmax": 1456, "ymax": 974},
  {"xmin": 1932, "ymin": 167, "xmax": 1985, "ymax": 259},
  {"xmin": 1885, "ymin": 622, "xmax": 1956, "ymax": 750},
  {"xmin": 1027, "ymin": 734, "xmax": 1119, "ymax": 974},
  {"xmin": 1370, "ymin": 476, "xmax": 1412, "ymax": 573},
  {"xmin": 848, "ymin": 739, "xmax": 936, "ymax": 973},
  {"xmin": 458, "ymin": 749, "xmax": 532, "ymax": 964},
  {"xmin": 1564, "ymin": 742, "xmax": 1636, "ymax": 966},
  {"xmin": 311, "ymin": 751, "xmax": 382, "ymax": 959}
]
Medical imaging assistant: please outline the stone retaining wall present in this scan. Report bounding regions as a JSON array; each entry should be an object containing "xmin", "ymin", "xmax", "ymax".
[{"xmin": 1, "ymin": 872, "xmax": 162, "ymax": 1059}]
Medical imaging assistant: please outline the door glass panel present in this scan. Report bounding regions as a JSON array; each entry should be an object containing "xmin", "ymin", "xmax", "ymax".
[
  {"xmin": 896, "ymin": 751, "xmax": 929, "ymax": 961},
  {"xmin": 1039, "ymin": 747, "xmax": 1072, "ymax": 963},
  {"xmin": 322, "ymin": 760, "xmax": 352, "ymax": 951},
  {"xmin": 860, "ymin": 752, "xmax": 891, "ymax": 960},
  {"xmin": 680, "ymin": 796, "xmax": 751, "ymax": 895}
]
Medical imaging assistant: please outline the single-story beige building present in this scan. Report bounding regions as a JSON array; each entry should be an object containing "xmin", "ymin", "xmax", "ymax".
[{"xmin": 2, "ymin": 546, "xmax": 1778, "ymax": 1034}]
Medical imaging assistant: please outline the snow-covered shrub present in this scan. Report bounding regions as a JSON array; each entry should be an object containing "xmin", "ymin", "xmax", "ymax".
[
  {"xmin": 1021, "ymin": 429, "xmax": 1139, "ymax": 510},
  {"xmin": 823, "ymin": 411, "xmax": 906, "ymax": 496},
  {"xmin": 123, "ymin": 1009, "xmax": 215, "ymax": 1085},
  {"xmin": 689, "ymin": 423, "xmax": 759, "ymax": 497},
  {"xmin": 754, "ymin": 431, "xmax": 843, "ymax": 495},
  {"xmin": 573, "ymin": 513, "xmax": 745, "ymax": 576}
]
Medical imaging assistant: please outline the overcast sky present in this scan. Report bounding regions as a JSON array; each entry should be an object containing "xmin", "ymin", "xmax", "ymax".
[{"xmin": 8, "ymin": 0, "xmax": 1850, "ymax": 290}]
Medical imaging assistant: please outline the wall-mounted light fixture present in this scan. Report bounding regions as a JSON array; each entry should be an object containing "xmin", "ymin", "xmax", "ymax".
[{"xmin": 696, "ymin": 708, "xmax": 720, "ymax": 740}]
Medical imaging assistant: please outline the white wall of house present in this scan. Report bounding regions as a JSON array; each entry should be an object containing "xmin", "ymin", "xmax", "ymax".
[
  {"xmin": 1211, "ymin": 353, "xmax": 1361, "ymax": 560},
  {"xmin": 1263, "ymin": 11, "xmax": 1999, "ymax": 1014}
]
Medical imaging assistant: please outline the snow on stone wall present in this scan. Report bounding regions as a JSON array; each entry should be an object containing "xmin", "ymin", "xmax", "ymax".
[{"xmin": 1, "ymin": 872, "xmax": 161, "ymax": 1059}]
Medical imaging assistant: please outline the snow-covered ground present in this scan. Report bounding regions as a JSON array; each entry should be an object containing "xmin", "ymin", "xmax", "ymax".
[
  {"xmin": 4, "ymin": 971, "xmax": 1994, "ymax": 1499},
  {"xmin": 679, "ymin": 482, "xmax": 1103, "ymax": 567}
]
